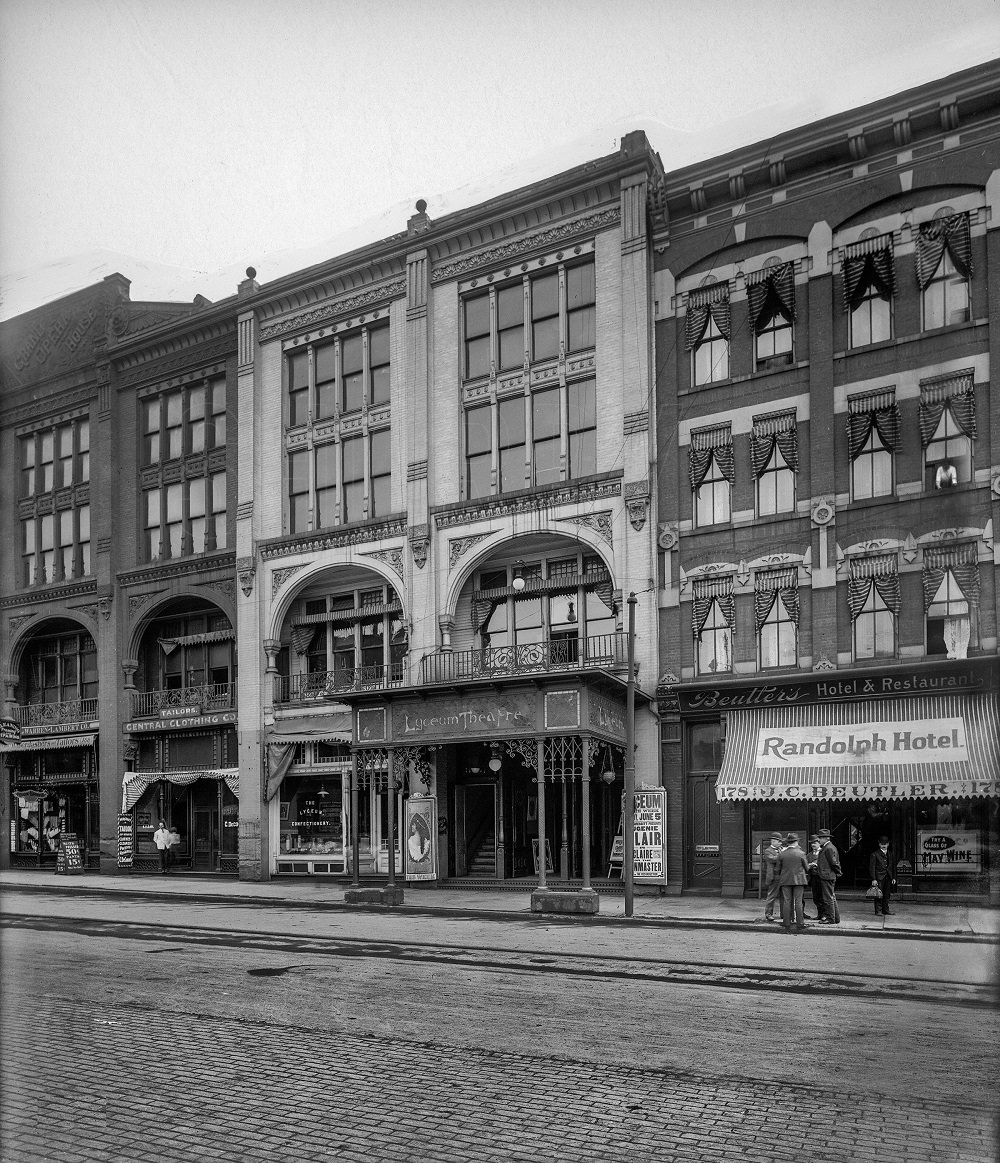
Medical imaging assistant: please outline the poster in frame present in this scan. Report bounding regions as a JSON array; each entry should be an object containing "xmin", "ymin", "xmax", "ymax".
[{"xmin": 404, "ymin": 795, "xmax": 437, "ymax": 881}]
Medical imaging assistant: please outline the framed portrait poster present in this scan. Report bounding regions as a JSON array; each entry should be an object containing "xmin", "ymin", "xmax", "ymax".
[{"xmin": 404, "ymin": 795, "xmax": 437, "ymax": 881}]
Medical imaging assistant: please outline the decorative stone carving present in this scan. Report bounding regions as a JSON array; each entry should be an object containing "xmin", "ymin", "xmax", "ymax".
[
  {"xmin": 657, "ymin": 523, "xmax": 679, "ymax": 551},
  {"xmin": 98, "ymin": 595, "xmax": 112, "ymax": 620},
  {"xmin": 736, "ymin": 560, "xmax": 750, "ymax": 587},
  {"xmin": 128, "ymin": 592, "xmax": 158, "ymax": 616},
  {"xmin": 362, "ymin": 547, "xmax": 404, "ymax": 579},
  {"xmin": 559, "ymin": 512, "xmax": 614, "ymax": 545},
  {"xmin": 449, "ymin": 533, "xmax": 491, "ymax": 569},
  {"xmin": 122, "ymin": 739, "xmax": 139, "ymax": 763},
  {"xmin": 121, "ymin": 659, "xmax": 139, "ymax": 689},
  {"xmin": 813, "ymin": 657, "xmax": 836, "ymax": 671},
  {"xmin": 408, "ymin": 525, "xmax": 430, "ymax": 570},
  {"xmin": 811, "ymin": 498, "xmax": 836, "ymax": 526},
  {"xmin": 258, "ymin": 281, "xmax": 406, "ymax": 342},
  {"xmin": 271, "ymin": 564, "xmax": 307, "ymax": 598},
  {"xmin": 237, "ymin": 558, "xmax": 256, "ymax": 597},
  {"xmin": 262, "ymin": 639, "xmax": 280, "ymax": 674},
  {"xmin": 8, "ymin": 614, "xmax": 35, "ymax": 637},
  {"xmin": 902, "ymin": 532, "xmax": 919, "ymax": 564},
  {"xmin": 624, "ymin": 480, "xmax": 650, "ymax": 532},
  {"xmin": 77, "ymin": 603, "xmax": 100, "ymax": 623}
]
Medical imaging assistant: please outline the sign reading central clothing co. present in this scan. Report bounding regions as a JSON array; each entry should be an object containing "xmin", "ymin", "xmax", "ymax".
[
  {"xmin": 392, "ymin": 692, "xmax": 535, "ymax": 742},
  {"xmin": 755, "ymin": 719, "xmax": 969, "ymax": 769}
]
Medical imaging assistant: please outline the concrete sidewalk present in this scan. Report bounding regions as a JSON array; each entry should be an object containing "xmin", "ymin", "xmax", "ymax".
[{"xmin": 2, "ymin": 868, "xmax": 997, "ymax": 942}]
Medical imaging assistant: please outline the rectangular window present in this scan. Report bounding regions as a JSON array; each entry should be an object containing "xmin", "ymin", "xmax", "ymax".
[
  {"xmin": 499, "ymin": 396, "xmax": 527, "ymax": 493},
  {"xmin": 287, "ymin": 321, "xmax": 389, "ymax": 425},
  {"xmin": 568, "ymin": 378, "xmax": 596, "ymax": 479},
  {"xmin": 922, "ymin": 249, "xmax": 970, "ymax": 331},
  {"xmin": 466, "ymin": 405, "xmax": 492, "ymax": 499},
  {"xmin": 369, "ymin": 325, "xmax": 390, "ymax": 406},
  {"xmin": 848, "ymin": 391, "xmax": 897, "ymax": 501},
  {"xmin": 854, "ymin": 585, "xmax": 896, "ymax": 660},
  {"xmin": 921, "ymin": 375, "xmax": 975, "ymax": 491},
  {"xmin": 851, "ymin": 287, "xmax": 892, "ymax": 347},
  {"xmin": 757, "ymin": 575, "xmax": 797, "ymax": 670},
  {"xmin": 289, "ymin": 351, "xmax": 310, "ymax": 427},
  {"xmin": 144, "ymin": 489, "xmax": 162, "ymax": 560},
  {"xmin": 315, "ymin": 443, "xmax": 337, "ymax": 530},
  {"xmin": 497, "ymin": 284, "xmax": 524, "ymax": 371},
  {"xmin": 341, "ymin": 436, "xmax": 364, "ymax": 524},
  {"xmin": 369, "ymin": 429, "xmax": 391, "ymax": 519},
  {"xmin": 341, "ymin": 335, "xmax": 364, "ymax": 414},
  {"xmin": 532, "ymin": 388, "xmax": 561, "ymax": 487},
  {"xmin": 464, "ymin": 293, "xmax": 491, "ymax": 379},
  {"xmin": 566, "ymin": 263, "xmax": 596, "ymax": 352},
  {"xmin": 530, "ymin": 273, "xmax": 559, "ymax": 362},
  {"xmin": 315, "ymin": 343, "xmax": 337, "ymax": 420},
  {"xmin": 691, "ymin": 426, "xmax": 733, "ymax": 528},
  {"xmin": 288, "ymin": 450, "xmax": 310, "ymax": 534}
]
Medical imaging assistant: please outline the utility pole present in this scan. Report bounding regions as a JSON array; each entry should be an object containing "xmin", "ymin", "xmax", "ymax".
[{"xmin": 624, "ymin": 591, "xmax": 637, "ymax": 917}]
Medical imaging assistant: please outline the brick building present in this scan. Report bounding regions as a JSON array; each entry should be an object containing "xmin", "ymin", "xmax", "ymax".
[{"xmin": 652, "ymin": 60, "xmax": 1000, "ymax": 902}]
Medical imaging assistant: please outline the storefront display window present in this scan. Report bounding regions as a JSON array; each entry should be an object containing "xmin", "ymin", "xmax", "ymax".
[{"xmin": 280, "ymin": 775, "xmax": 345, "ymax": 859}]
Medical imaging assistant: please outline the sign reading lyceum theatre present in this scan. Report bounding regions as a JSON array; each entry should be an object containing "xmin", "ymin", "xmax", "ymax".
[{"xmin": 392, "ymin": 691, "xmax": 536, "ymax": 742}]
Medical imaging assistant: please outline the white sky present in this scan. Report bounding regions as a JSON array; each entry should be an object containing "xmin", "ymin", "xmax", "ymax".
[{"xmin": 1, "ymin": 0, "xmax": 998, "ymax": 318}]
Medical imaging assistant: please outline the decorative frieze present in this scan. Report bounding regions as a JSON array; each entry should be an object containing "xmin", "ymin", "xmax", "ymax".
[
  {"xmin": 258, "ymin": 517, "xmax": 409, "ymax": 561},
  {"xmin": 433, "ymin": 475, "xmax": 621, "ymax": 529},
  {"xmin": 128, "ymin": 592, "xmax": 159, "ymax": 616},
  {"xmin": 260, "ymin": 280, "xmax": 406, "ymax": 343}
]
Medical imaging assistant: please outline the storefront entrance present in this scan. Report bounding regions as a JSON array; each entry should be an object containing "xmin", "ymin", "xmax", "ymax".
[{"xmin": 129, "ymin": 776, "xmax": 238, "ymax": 874}]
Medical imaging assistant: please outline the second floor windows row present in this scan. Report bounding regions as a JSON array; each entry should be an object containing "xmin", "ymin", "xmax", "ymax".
[
  {"xmin": 143, "ymin": 473, "xmax": 227, "ymax": 561},
  {"xmin": 141, "ymin": 378, "xmax": 226, "ymax": 465},
  {"xmin": 288, "ymin": 429, "xmax": 391, "ymax": 534}
]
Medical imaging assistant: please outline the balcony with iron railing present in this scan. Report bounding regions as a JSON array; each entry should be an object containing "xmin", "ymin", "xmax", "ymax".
[
  {"xmin": 13, "ymin": 697, "xmax": 100, "ymax": 728},
  {"xmin": 131, "ymin": 682, "xmax": 236, "ymax": 718},
  {"xmin": 420, "ymin": 632, "xmax": 630, "ymax": 686},
  {"xmin": 273, "ymin": 663, "xmax": 406, "ymax": 706}
]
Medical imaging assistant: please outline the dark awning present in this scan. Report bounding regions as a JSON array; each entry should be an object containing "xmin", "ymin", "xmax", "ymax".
[
  {"xmin": 266, "ymin": 712, "xmax": 353, "ymax": 746},
  {"xmin": 0, "ymin": 733, "xmax": 97, "ymax": 753},
  {"xmin": 715, "ymin": 695, "xmax": 998, "ymax": 802}
]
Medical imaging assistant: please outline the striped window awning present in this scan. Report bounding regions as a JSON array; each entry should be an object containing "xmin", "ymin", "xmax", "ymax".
[
  {"xmin": 0, "ymin": 733, "xmax": 97, "ymax": 753},
  {"xmin": 715, "ymin": 695, "xmax": 998, "ymax": 802}
]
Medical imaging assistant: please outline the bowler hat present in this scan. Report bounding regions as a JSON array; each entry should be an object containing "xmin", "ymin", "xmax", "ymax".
[
  {"xmin": 784, "ymin": 832, "xmax": 799, "ymax": 845},
  {"xmin": 809, "ymin": 834, "xmax": 820, "ymax": 843},
  {"xmin": 817, "ymin": 829, "xmax": 831, "ymax": 838},
  {"xmin": 769, "ymin": 831, "xmax": 783, "ymax": 841}
]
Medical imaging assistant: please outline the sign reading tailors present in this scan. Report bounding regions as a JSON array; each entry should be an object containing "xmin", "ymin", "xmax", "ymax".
[
  {"xmin": 633, "ymin": 788, "xmax": 667, "ymax": 885},
  {"xmin": 56, "ymin": 833, "xmax": 84, "ymax": 875},
  {"xmin": 915, "ymin": 829, "xmax": 981, "ymax": 874},
  {"xmin": 117, "ymin": 813, "xmax": 134, "ymax": 868},
  {"xmin": 404, "ymin": 795, "xmax": 438, "ymax": 882}
]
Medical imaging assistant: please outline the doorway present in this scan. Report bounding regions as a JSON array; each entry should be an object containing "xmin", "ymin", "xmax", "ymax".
[
  {"xmin": 686, "ymin": 773, "xmax": 722, "ymax": 889},
  {"xmin": 455, "ymin": 782, "xmax": 497, "ymax": 877}
]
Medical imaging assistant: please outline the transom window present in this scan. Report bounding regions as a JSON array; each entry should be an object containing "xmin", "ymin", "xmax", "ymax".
[
  {"xmin": 465, "ymin": 377, "xmax": 596, "ymax": 499},
  {"xmin": 462, "ymin": 259, "xmax": 595, "ymax": 380},
  {"xmin": 288, "ymin": 322, "xmax": 390, "ymax": 427},
  {"xmin": 19, "ymin": 417, "xmax": 91, "ymax": 586}
]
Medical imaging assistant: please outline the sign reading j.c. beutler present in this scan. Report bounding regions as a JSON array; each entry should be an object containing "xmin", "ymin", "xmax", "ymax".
[{"xmin": 755, "ymin": 719, "xmax": 968, "ymax": 768}]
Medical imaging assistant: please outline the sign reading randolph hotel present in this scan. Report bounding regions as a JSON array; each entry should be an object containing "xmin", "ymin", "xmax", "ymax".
[{"xmin": 757, "ymin": 720, "xmax": 968, "ymax": 768}]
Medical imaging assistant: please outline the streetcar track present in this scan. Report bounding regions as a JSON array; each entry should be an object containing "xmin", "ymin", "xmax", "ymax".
[{"xmin": 2, "ymin": 912, "xmax": 992, "ymax": 1009}]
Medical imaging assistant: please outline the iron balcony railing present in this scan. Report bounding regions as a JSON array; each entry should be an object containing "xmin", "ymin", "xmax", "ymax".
[
  {"xmin": 420, "ymin": 632, "xmax": 629, "ymax": 685},
  {"xmin": 131, "ymin": 682, "xmax": 236, "ymax": 718},
  {"xmin": 13, "ymin": 697, "xmax": 99, "ymax": 727},
  {"xmin": 273, "ymin": 663, "xmax": 406, "ymax": 706}
]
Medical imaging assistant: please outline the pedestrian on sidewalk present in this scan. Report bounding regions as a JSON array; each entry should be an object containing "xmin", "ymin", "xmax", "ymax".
[
  {"xmin": 869, "ymin": 834, "xmax": 897, "ymax": 916},
  {"xmin": 762, "ymin": 831, "xmax": 784, "ymax": 922},
  {"xmin": 806, "ymin": 834, "xmax": 825, "ymax": 921},
  {"xmin": 816, "ymin": 828, "xmax": 842, "ymax": 925},
  {"xmin": 167, "ymin": 826, "xmax": 181, "ymax": 872},
  {"xmin": 153, "ymin": 820, "xmax": 171, "ymax": 874},
  {"xmin": 776, "ymin": 833, "xmax": 809, "ymax": 934}
]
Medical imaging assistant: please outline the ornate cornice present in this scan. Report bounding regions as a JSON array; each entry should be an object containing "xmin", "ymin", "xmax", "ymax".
[
  {"xmin": 114, "ymin": 334, "xmax": 236, "ymax": 390},
  {"xmin": 3, "ymin": 385, "xmax": 97, "ymax": 430},
  {"xmin": 430, "ymin": 208, "xmax": 620, "ymax": 284},
  {"xmin": 116, "ymin": 552, "xmax": 236, "ymax": 588},
  {"xmin": 0, "ymin": 579, "xmax": 97, "ymax": 611},
  {"xmin": 259, "ymin": 280, "xmax": 406, "ymax": 342},
  {"xmin": 259, "ymin": 517, "xmax": 409, "ymax": 561},
  {"xmin": 433, "ymin": 475, "xmax": 622, "ymax": 529}
]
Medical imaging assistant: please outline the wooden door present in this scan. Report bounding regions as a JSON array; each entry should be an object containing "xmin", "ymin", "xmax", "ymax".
[{"xmin": 687, "ymin": 774, "xmax": 722, "ymax": 888}]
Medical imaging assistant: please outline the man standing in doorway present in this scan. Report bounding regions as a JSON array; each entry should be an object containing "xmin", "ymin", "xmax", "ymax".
[
  {"xmin": 816, "ymin": 828, "xmax": 842, "ymax": 925},
  {"xmin": 776, "ymin": 832, "xmax": 809, "ymax": 934},
  {"xmin": 153, "ymin": 820, "xmax": 171, "ymax": 875},
  {"xmin": 869, "ymin": 834, "xmax": 897, "ymax": 916},
  {"xmin": 762, "ymin": 831, "xmax": 784, "ymax": 922}
]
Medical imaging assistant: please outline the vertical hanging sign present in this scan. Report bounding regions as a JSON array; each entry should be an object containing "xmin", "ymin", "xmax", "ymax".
[
  {"xmin": 404, "ymin": 795, "xmax": 437, "ymax": 881},
  {"xmin": 117, "ymin": 812, "xmax": 134, "ymax": 868},
  {"xmin": 633, "ymin": 788, "xmax": 667, "ymax": 885}
]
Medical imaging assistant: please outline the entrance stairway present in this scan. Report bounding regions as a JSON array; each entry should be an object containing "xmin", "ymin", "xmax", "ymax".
[{"xmin": 466, "ymin": 830, "xmax": 496, "ymax": 877}]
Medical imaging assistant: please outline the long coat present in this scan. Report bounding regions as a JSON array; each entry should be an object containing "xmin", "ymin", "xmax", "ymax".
[
  {"xmin": 816, "ymin": 841, "xmax": 842, "ymax": 882},
  {"xmin": 776, "ymin": 844, "xmax": 810, "ymax": 887}
]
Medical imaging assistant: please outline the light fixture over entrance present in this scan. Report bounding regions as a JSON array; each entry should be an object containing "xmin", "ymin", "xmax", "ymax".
[{"xmin": 512, "ymin": 560, "xmax": 526, "ymax": 591}]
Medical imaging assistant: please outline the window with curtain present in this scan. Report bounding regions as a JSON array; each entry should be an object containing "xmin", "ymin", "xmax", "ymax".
[
  {"xmin": 689, "ymin": 425, "xmax": 733, "ymax": 528},
  {"xmin": 842, "ymin": 233, "xmax": 894, "ymax": 348},
  {"xmin": 847, "ymin": 388, "xmax": 898, "ymax": 500},
  {"xmin": 692, "ymin": 577, "xmax": 734, "ymax": 675},
  {"xmin": 916, "ymin": 211, "xmax": 972, "ymax": 331},
  {"xmin": 848, "ymin": 556, "xmax": 899, "ymax": 660},
  {"xmin": 923, "ymin": 544, "xmax": 979, "ymax": 659},
  {"xmin": 919, "ymin": 372, "xmax": 975, "ymax": 491},
  {"xmin": 686, "ymin": 283, "xmax": 730, "ymax": 385},
  {"xmin": 747, "ymin": 262, "xmax": 795, "ymax": 369},
  {"xmin": 755, "ymin": 568, "xmax": 798, "ymax": 670},
  {"xmin": 751, "ymin": 411, "xmax": 797, "ymax": 517}
]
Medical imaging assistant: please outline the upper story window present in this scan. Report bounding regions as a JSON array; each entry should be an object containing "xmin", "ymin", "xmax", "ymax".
[
  {"xmin": 755, "ymin": 567, "xmax": 798, "ymax": 670},
  {"xmin": 19, "ymin": 627, "xmax": 98, "ymax": 706},
  {"xmin": 843, "ymin": 232, "xmax": 894, "ymax": 347},
  {"xmin": 692, "ymin": 577, "xmax": 734, "ymax": 676},
  {"xmin": 751, "ymin": 411, "xmax": 797, "ymax": 517},
  {"xmin": 747, "ymin": 261, "xmax": 795, "ymax": 370},
  {"xmin": 462, "ymin": 259, "xmax": 595, "ymax": 380},
  {"xmin": 848, "ymin": 556, "xmax": 898, "ymax": 661},
  {"xmin": 144, "ymin": 472, "xmax": 227, "ymax": 561},
  {"xmin": 686, "ymin": 282, "xmax": 730, "ymax": 385},
  {"xmin": 19, "ymin": 416, "xmax": 91, "ymax": 586},
  {"xmin": 288, "ymin": 427, "xmax": 392, "ymax": 534},
  {"xmin": 917, "ymin": 210, "xmax": 972, "ymax": 331},
  {"xmin": 474, "ymin": 552, "xmax": 616, "ymax": 664},
  {"xmin": 142, "ymin": 377, "xmax": 226, "ymax": 465},
  {"xmin": 847, "ymin": 389, "xmax": 898, "ymax": 501},
  {"xmin": 141, "ymin": 610, "xmax": 235, "ymax": 692},
  {"xmin": 919, "ymin": 372, "xmax": 975, "ymax": 491},
  {"xmin": 689, "ymin": 424, "xmax": 733, "ymax": 527},
  {"xmin": 923, "ymin": 544, "xmax": 979, "ymax": 660},
  {"xmin": 464, "ymin": 377, "xmax": 596, "ymax": 500},
  {"xmin": 288, "ymin": 322, "xmax": 390, "ymax": 427}
]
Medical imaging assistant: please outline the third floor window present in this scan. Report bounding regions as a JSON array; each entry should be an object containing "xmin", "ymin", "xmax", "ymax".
[
  {"xmin": 288, "ymin": 322, "xmax": 390, "ymax": 427},
  {"xmin": 141, "ymin": 378, "xmax": 226, "ymax": 465}
]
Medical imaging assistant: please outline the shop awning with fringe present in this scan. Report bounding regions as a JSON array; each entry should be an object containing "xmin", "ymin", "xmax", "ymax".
[
  {"xmin": 122, "ymin": 768, "xmax": 240, "ymax": 811},
  {"xmin": 715, "ymin": 695, "xmax": 999, "ymax": 802}
]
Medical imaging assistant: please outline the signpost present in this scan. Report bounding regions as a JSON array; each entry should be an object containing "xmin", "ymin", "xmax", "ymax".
[{"xmin": 624, "ymin": 592, "xmax": 637, "ymax": 916}]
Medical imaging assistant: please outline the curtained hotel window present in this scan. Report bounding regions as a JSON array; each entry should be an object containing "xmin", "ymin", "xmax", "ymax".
[
  {"xmin": 919, "ymin": 371, "xmax": 975, "ymax": 491},
  {"xmin": 692, "ymin": 576, "xmax": 734, "ymax": 676},
  {"xmin": 917, "ymin": 210, "xmax": 972, "ymax": 331},
  {"xmin": 751, "ymin": 411, "xmax": 797, "ymax": 517},
  {"xmin": 849, "ymin": 556, "xmax": 898, "ymax": 660},
  {"xmin": 686, "ymin": 282, "xmax": 730, "ymax": 386},
  {"xmin": 847, "ymin": 388, "xmax": 898, "ymax": 501},
  {"xmin": 755, "ymin": 568, "xmax": 798, "ymax": 670},
  {"xmin": 747, "ymin": 261, "xmax": 795, "ymax": 370},
  {"xmin": 689, "ymin": 425, "xmax": 733, "ymax": 528},
  {"xmin": 843, "ymin": 231, "xmax": 894, "ymax": 348},
  {"xmin": 923, "ymin": 545, "xmax": 979, "ymax": 660}
]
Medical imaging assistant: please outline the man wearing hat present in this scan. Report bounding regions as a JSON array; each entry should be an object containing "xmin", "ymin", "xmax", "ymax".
[
  {"xmin": 815, "ymin": 828, "xmax": 842, "ymax": 924},
  {"xmin": 761, "ymin": 831, "xmax": 784, "ymax": 921},
  {"xmin": 775, "ymin": 833, "xmax": 810, "ymax": 933},
  {"xmin": 868, "ymin": 834, "xmax": 897, "ymax": 916},
  {"xmin": 806, "ymin": 834, "xmax": 826, "ymax": 921}
]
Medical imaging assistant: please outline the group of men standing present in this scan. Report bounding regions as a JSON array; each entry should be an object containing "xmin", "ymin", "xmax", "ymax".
[{"xmin": 762, "ymin": 829, "xmax": 842, "ymax": 934}]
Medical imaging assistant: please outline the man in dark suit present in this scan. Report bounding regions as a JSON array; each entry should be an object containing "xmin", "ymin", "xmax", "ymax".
[
  {"xmin": 776, "ymin": 832, "xmax": 810, "ymax": 934},
  {"xmin": 816, "ymin": 828, "xmax": 842, "ymax": 925},
  {"xmin": 869, "ymin": 834, "xmax": 897, "ymax": 916}
]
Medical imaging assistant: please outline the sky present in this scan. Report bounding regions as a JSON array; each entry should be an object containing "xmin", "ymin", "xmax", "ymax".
[{"xmin": 1, "ymin": 0, "xmax": 998, "ymax": 319}]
